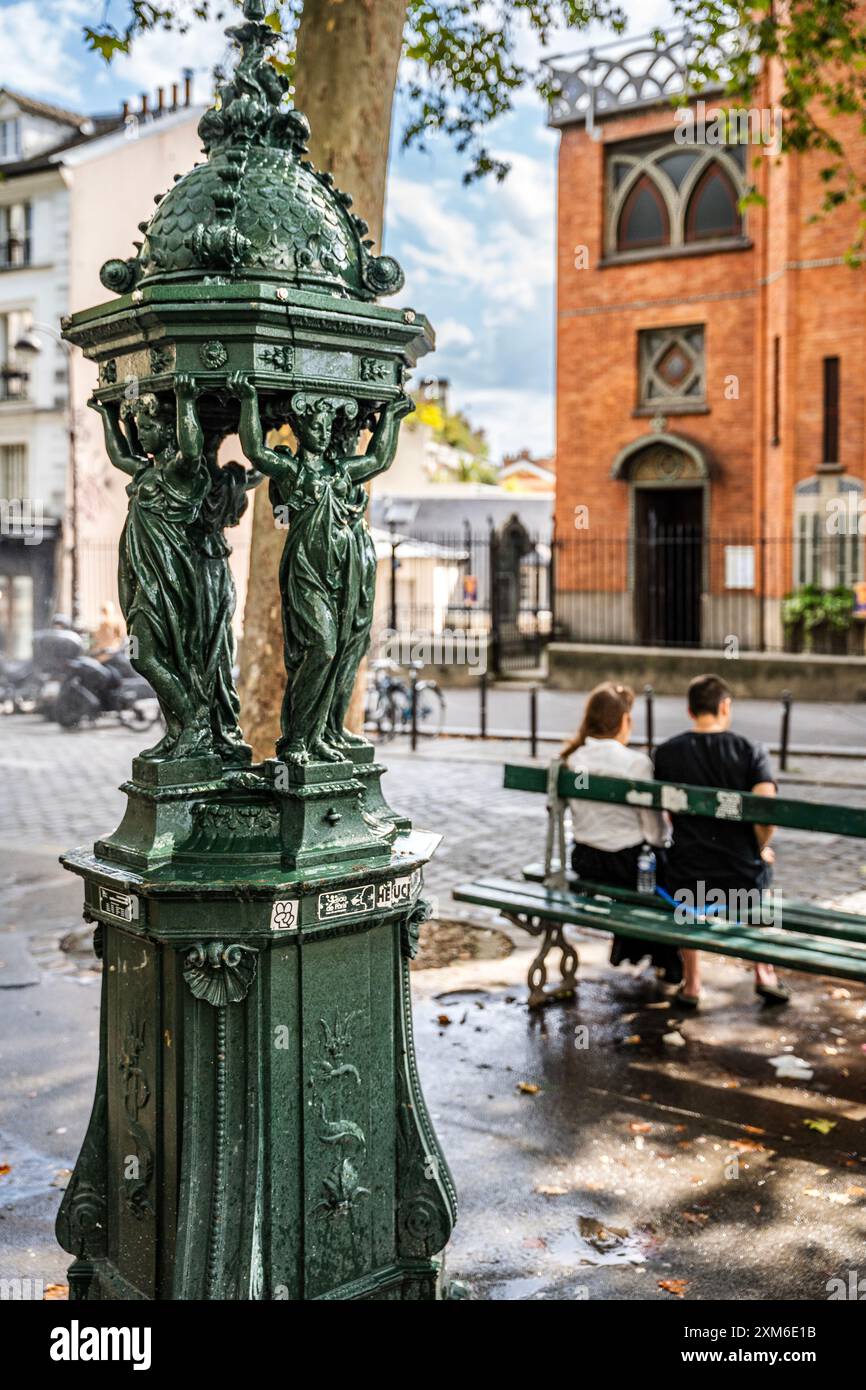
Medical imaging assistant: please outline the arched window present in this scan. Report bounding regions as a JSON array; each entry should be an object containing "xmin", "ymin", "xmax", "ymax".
[
  {"xmin": 606, "ymin": 141, "xmax": 747, "ymax": 260},
  {"xmin": 617, "ymin": 174, "xmax": 669, "ymax": 251},
  {"xmin": 685, "ymin": 163, "xmax": 741, "ymax": 241}
]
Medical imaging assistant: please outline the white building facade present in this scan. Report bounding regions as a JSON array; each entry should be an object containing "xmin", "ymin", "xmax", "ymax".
[{"xmin": 0, "ymin": 85, "xmax": 205, "ymax": 656}]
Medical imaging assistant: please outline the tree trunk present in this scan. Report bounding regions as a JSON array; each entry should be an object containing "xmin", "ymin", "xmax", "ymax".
[{"xmin": 239, "ymin": 0, "xmax": 409, "ymax": 760}]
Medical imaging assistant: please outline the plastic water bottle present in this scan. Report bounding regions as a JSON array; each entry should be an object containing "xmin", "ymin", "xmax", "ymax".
[{"xmin": 637, "ymin": 844, "xmax": 656, "ymax": 895}]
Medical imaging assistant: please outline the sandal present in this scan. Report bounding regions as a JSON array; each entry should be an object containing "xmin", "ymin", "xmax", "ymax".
[
  {"xmin": 674, "ymin": 987, "xmax": 701, "ymax": 1011},
  {"xmin": 755, "ymin": 981, "xmax": 790, "ymax": 1005}
]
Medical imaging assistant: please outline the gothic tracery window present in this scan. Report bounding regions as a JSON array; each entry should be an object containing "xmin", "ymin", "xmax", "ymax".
[{"xmin": 608, "ymin": 139, "xmax": 746, "ymax": 259}]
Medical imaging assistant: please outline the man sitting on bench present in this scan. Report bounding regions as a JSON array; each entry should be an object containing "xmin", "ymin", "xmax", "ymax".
[{"xmin": 653, "ymin": 673, "xmax": 789, "ymax": 1010}]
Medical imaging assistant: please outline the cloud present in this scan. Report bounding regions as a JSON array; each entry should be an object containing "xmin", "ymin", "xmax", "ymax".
[
  {"xmin": 0, "ymin": 0, "xmax": 93, "ymax": 104},
  {"xmin": 435, "ymin": 319, "xmax": 475, "ymax": 353},
  {"xmin": 450, "ymin": 385, "xmax": 554, "ymax": 460},
  {"xmin": 387, "ymin": 150, "xmax": 555, "ymax": 317},
  {"xmin": 109, "ymin": 15, "xmax": 231, "ymax": 105}
]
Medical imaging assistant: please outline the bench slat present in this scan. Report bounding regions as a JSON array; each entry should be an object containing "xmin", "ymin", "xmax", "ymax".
[
  {"xmin": 519, "ymin": 864, "xmax": 866, "ymax": 946},
  {"xmin": 453, "ymin": 879, "xmax": 866, "ymax": 982},
  {"xmin": 504, "ymin": 764, "xmax": 866, "ymax": 839}
]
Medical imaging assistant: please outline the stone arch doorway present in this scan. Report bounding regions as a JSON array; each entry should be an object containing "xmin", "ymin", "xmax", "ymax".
[{"xmin": 611, "ymin": 434, "xmax": 709, "ymax": 647}]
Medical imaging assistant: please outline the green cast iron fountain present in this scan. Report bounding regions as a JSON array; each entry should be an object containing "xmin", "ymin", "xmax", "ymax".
[{"xmin": 55, "ymin": 0, "xmax": 456, "ymax": 1300}]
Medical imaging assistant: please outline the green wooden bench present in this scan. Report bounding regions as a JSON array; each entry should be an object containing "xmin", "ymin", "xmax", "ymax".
[{"xmin": 453, "ymin": 762, "xmax": 866, "ymax": 1008}]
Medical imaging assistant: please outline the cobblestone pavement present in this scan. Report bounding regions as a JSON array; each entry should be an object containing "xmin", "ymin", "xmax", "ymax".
[
  {"xmin": 2, "ymin": 715, "xmax": 864, "ymax": 908},
  {"xmin": 2, "ymin": 717, "xmax": 866, "ymax": 1300}
]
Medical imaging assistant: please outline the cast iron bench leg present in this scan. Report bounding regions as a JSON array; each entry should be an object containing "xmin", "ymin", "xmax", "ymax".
[{"xmin": 507, "ymin": 913, "xmax": 579, "ymax": 1009}]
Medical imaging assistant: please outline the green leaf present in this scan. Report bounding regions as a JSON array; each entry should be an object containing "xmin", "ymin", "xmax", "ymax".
[
  {"xmin": 83, "ymin": 27, "xmax": 130, "ymax": 61},
  {"xmin": 803, "ymin": 1118, "xmax": 837, "ymax": 1135}
]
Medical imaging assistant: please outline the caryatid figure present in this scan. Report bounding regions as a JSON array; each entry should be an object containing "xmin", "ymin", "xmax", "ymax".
[
  {"xmin": 230, "ymin": 373, "xmax": 412, "ymax": 764},
  {"xmin": 91, "ymin": 376, "xmax": 213, "ymax": 761}
]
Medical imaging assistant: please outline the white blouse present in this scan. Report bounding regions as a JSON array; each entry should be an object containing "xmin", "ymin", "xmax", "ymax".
[{"xmin": 568, "ymin": 736, "xmax": 667, "ymax": 854}]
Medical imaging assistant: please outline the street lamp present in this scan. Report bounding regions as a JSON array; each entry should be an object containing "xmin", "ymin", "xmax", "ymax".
[
  {"xmin": 15, "ymin": 325, "xmax": 81, "ymax": 627},
  {"xmin": 383, "ymin": 499, "xmax": 418, "ymax": 635}
]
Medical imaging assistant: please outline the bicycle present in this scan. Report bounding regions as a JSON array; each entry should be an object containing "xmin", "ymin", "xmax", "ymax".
[{"xmin": 364, "ymin": 659, "xmax": 445, "ymax": 741}]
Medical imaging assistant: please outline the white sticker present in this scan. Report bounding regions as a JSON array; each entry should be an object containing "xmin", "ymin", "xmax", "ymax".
[
  {"xmin": 715, "ymin": 790, "xmax": 743, "ymax": 820},
  {"xmin": 97, "ymin": 886, "xmax": 139, "ymax": 923},
  {"xmin": 661, "ymin": 785, "xmax": 689, "ymax": 814},
  {"xmin": 317, "ymin": 884, "xmax": 375, "ymax": 920},
  {"xmin": 270, "ymin": 899, "xmax": 299, "ymax": 931},
  {"xmin": 376, "ymin": 873, "xmax": 420, "ymax": 910}
]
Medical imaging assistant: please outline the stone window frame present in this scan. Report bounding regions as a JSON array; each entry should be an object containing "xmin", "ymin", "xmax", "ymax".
[
  {"xmin": 636, "ymin": 323, "xmax": 707, "ymax": 416},
  {"xmin": 793, "ymin": 473, "xmax": 864, "ymax": 589},
  {"xmin": 603, "ymin": 138, "xmax": 748, "ymax": 264}
]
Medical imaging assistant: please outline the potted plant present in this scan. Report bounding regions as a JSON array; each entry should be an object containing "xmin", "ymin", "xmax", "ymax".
[{"xmin": 781, "ymin": 584, "xmax": 856, "ymax": 653}]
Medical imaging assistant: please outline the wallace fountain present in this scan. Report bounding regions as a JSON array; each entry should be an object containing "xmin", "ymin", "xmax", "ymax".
[{"xmin": 55, "ymin": 0, "xmax": 456, "ymax": 1301}]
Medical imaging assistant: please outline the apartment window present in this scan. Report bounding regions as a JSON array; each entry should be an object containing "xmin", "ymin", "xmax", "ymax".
[
  {"xmin": 638, "ymin": 325, "xmax": 705, "ymax": 412},
  {"xmin": 0, "ymin": 203, "xmax": 32, "ymax": 268},
  {"xmin": 0, "ymin": 119, "xmax": 21, "ymax": 162},
  {"xmin": 607, "ymin": 139, "xmax": 746, "ymax": 260},
  {"xmin": 0, "ymin": 443, "xmax": 28, "ymax": 498},
  {"xmin": 0, "ymin": 309, "xmax": 33, "ymax": 401},
  {"xmin": 822, "ymin": 356, "xmax": 840, "ymax": 465},
  {"xmin": 794, "ymin": 474, "xmax": 864, "ymax": 588}
]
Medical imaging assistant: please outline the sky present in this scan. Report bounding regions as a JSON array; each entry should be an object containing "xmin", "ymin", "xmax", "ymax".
[{"xmin": 0, "ymin": 0, "xmax": 674, "ymax": 460}]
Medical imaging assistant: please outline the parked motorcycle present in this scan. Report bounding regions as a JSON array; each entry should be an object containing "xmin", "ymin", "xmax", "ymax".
[
  {"xmin": 54, "ymin": 648, "xmax": 161, "ymax": 732},
  {"xmin": 0, "ymin": 627, "xmax": 84, "ymax": 716}
]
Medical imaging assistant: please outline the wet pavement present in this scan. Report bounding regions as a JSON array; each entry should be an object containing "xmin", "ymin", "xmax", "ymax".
[
  {"xmin": 1, "ymin": 716, "xmax": 865, "ymax": 1300},
  {"xmin": 414, "ymin": 936, "xmax": 866, "ymax": 1300}
]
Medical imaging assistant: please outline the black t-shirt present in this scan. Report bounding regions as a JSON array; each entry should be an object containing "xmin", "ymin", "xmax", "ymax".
[{"xmin": 653, "ymin": 730, "xmax": 775, "ymax": 889}]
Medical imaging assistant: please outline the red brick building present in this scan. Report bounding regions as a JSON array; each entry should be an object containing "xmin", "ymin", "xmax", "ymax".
[{"xmin": 549, "ymin": 31, "xmax": 866, "ymax": 653}]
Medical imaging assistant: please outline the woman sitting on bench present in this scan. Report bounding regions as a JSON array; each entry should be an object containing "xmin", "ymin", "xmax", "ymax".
[{"xmin": 563, "ymin": 682, "xmax": 680, "ymax": 984}]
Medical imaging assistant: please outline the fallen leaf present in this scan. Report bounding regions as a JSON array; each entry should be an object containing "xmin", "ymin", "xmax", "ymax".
[
  {"xmin": 629, "ymin": 1122, "xmax": 652, "ymax": 1134},
  {"xmin": 802, "ymin": 1187, "xmax": 850, "ymax": 1205},
  {"xmin": 729, "ymin": 1138, "xmax": 769, "ymax": 1154},
  {"xmin": 522, "ymin": 1235, "xmax": 547, "ymax": 1249},
  {"xmin": 658, "ymin": 1278, "xmax": 688, "ymax": 1297},
  {"xmin": 43, "ymin": 1284, "xmax": 68, "ymax": 1300},
  {"xmin": 0, "ymin": 1163, "xmax": 11, "ymax": 1177},
  {"xmin": 681, "ymin": 1211, "xmax": 708, "ymax": 1226},
  {"xmin": 622, "ymin": 1035, "xmax": 642, "ymax": 1045},
  {"xmin": 829, "ymin": 988, "xmax": 851, "ymax": 999},
  {"xmin": 662, "ymin": 1032, "xmax": 687, "ymax": 1047},
  {"xmin": 535, "ymin": 1184, "xmax": 569, "ymax": 1196},
  {"xmin": 847, "ymin": 1186, "xmax": 866, "ymax": 1197},
  {"xmin": 740, "ymin": 1125, "xmax": 766, "ymax": 1136},
  {"xmin": 804, "ymin": 1118, "xmax": 837, "ymax": 1135},
  {"xmin": 517, "ymin": 1082, "xmax": 541, "ymax": 1095},
  {"xmin": 436, "ymin": 1014, "xmax": 452, "ymax": 1026},
  {"xmin": 753, "ymin": 1204, "xmax": 761, "ymax": 1214}
]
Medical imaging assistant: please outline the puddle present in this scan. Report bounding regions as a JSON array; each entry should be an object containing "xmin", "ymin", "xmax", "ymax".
[
  {"xmin": 0, "ymin": 1132, "xmax": 72, "ymax": 1206},
  {"xmin": 434, "ymin": 989, "xmax": 492, "ymax": 1006},
  {"xmin": 546, "ymin": 1217, "xmax": 653, "ymax": 1266},
  {"xmin": 487, "ymin": 1275, "xmax": 550, "ymax": 1300}
]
